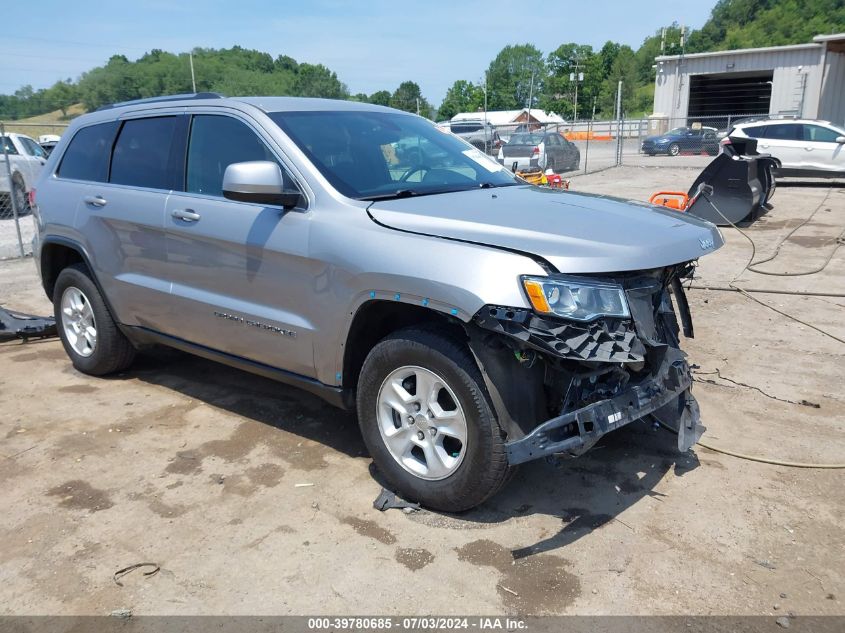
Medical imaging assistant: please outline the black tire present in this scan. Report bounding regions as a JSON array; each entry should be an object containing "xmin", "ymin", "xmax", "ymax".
[
  {"xmin": 668, "ymin": 143, "xmax": 680, "ymax": 157},
  {"xmin": 2, "ymin": 178, "xmax": 29, "ymax": 219},
  {"xmin": 53, "ymin": 263, "xmax": 136, "ymax": 376},
  {"xmin": 356, "ymin": 326, "xmax": 512, "ymax": 512}
]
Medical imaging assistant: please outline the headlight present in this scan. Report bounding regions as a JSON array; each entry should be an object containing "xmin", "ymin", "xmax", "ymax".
[{"xmin": 522, "ymin": 276, "xmax": 630, "ymax": 321}]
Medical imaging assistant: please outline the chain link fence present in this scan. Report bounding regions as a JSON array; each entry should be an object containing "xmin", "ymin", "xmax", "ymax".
[
  {"xmin": 1, "ymin": 122, "xmax": 69, "ymax": 260},
  {"xmin": 449, "ymin": 112, "xmax": 761, "ymax": 176},
  {"xmin": 0, "ymin": 112, "xmax": 762, "ymax": 260}
]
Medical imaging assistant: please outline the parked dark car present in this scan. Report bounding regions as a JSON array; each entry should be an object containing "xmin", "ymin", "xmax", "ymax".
[
  {"xmin": 497, "ymin": 131, "xmax": 580, "ymax": 172},
  {"xmin": 642, "ymin": 127, "xmax": 719, "ymax": 156}
]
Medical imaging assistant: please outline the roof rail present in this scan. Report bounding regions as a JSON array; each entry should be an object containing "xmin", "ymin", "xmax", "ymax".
[{"xmin": 96, "ymin": 92, "xmax": 225, "ymax": 111}]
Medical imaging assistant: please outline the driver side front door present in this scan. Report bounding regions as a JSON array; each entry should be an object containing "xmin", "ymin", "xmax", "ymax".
[{"xmin": 162, "ymin": 113, "xmax": 317, "ymax": 378}]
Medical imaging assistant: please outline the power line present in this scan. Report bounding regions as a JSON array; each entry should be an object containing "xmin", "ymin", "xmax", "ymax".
[{"xmin": 3, "ymin": 35, "xmax": 154, "ymax": 52}]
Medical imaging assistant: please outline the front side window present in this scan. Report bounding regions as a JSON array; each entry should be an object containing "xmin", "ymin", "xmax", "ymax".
[
  {"xmin": 270, "ymin": 110, "xmax": 518, "ymax": 200},
  {"xmin": 186, "ymin": 115, "xmax": 299, "ymax": 200},
  {"xmin": 803, "ymin": 125, "xmax": 842, "ymax": 143},
  {"xmin": 19, "ymin": 136, "xmax": 47, "ymax": 159},
  {"xmin": 57, "ymin": 121, "xmax": 119, "ymax": 182},
  {"xmin": 110, "ymin": 117, "xmax": 177, "ymax": 189}
]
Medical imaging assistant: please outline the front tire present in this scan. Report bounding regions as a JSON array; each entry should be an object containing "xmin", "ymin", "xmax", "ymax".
[
  {"xmin": 53, "ymin": 263, "xmax": 136, "ymax": 376},
  {"xmin": 356, "ymin": 327, "xmax": 512, "ymax": 512},
  {"xmin": 668, "ymin": 143, "xmax": 680, "ymax": 156}
]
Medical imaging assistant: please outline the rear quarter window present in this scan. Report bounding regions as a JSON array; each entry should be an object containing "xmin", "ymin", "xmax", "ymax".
[{"xmin": 57, "ymin": 122, "xmax": 119, "ymax": 182}]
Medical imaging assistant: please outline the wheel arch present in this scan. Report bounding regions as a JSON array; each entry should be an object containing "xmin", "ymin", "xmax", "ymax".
[
  {"xmin": 341, "ymin": 300, "xmax": 465, "ymax": 392},
  {"xmin": 40, "ymin": 237, "xmax": 90, "ymax": 299}
]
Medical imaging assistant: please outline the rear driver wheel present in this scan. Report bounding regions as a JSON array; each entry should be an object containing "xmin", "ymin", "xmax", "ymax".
[
  {"xmin": 54, "ymin": 264, "xmax": 136, "ymax": 376},
  {"xmin": 356, "ymin": 327, "xmax": 512, "ymax": 512}
]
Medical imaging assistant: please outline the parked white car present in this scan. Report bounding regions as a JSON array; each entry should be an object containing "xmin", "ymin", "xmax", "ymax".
[
  {"xmin": 1, "ymin": 132, "xmax": 49, "ymax": 218},
  {"xmin": 726, "ymin": 118, "xmax": 845, "ymax": 177}
]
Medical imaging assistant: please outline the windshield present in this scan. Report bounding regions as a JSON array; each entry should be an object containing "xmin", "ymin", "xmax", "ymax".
[
  {"xmin": 666, "ymin": 127, "xmax": 691, "ymax": 136},
  {"xmin": 269, "ymin": 110, "xmax": 518, "ymax": 200},
  {"xmin": 508, "ymin": 133, "xmax": 544, "ymax": 145}
]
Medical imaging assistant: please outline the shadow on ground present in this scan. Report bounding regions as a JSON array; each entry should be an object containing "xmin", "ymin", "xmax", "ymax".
[{"xmin": 120, "ymin": 347, "xmax": 699, "ymax": 557}]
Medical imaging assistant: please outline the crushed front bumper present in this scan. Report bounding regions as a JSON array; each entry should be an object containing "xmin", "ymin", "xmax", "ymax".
[
  {"xmin": 505, "ymin": 349, "xmax": 698, "ymax": 465},
  {"xmin": 469, "ymin": 267, "xmax": 705, "ymax": 466}
]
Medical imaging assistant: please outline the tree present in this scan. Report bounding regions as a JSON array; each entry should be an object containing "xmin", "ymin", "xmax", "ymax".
[
  {"xmin": 368, "ymin": 90, "xmax": 392, "ymax": 106},
  {"xmin": 541, "ymin": 43, "xmax": 600, "ymax": 119},
  {"xmin": 294, "ymin": 63, "xmax": 348, "ymax": 99},
  {"xmin": 438, "ymin": 80, "xmax": 484, "ymax": 120},
  {"xmin": 46, "ymin": 80, "xmax": 77, "ymax": 118},
  {"xmin": 485, "ymin": 44, "xmax": 545, "ymax": 110},
  {"xmin": 389, "ymin": 81, "xmax": 431, "ymax": 116},
  {"xmin": 597, "ymin": 45, "xmax": 638, "ymax": 117}
]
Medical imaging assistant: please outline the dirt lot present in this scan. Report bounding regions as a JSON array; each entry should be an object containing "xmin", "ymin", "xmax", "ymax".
[{"xmin": 1, "ymin": 166, "xmax": 843, "ymax": 617}]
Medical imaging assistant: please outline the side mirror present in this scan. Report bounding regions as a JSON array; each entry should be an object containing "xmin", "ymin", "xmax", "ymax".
[
  {"xmin": 222, "ymin": 161, "xmax": 301, "ymax": 209},
  {"xmin": 836, "ymin": 136, "xmax": 845, "ymax": 144}
]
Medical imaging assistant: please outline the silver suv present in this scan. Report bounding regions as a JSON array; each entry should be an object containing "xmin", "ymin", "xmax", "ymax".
[{"xmin": 32, "ymin": 94, "xmax": 723, "ymax": 511}]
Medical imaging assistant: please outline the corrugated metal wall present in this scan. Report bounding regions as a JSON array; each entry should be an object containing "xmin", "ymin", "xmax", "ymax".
[
  {"xmin": 653, "ymin": 45, "xmax": 825, "ymax": 120},
  {"xmin": 819, "ymin": 51, "xmax": 845, "ymax": 126}
]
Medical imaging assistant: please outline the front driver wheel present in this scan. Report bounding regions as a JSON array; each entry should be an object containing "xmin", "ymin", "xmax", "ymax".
[
  {"xmin": 668, "ymin": 143, "xmax": 680, "ymax": 156},
  {"xmin": 356, "ymin": 327, "xmax": 512, "ymax": 512}
]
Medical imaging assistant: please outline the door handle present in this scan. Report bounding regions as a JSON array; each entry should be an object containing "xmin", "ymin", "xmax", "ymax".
[
  {"xmin": 83, "ymin": 195, "xmax": 107, "ymax": 207},
  {"xmin": 172, "ymin": 208, "xmax": 201, "ymax": 222},
  {"xmin": 804, "ymin": 147, "xmax": 814, "ymax": 151}
]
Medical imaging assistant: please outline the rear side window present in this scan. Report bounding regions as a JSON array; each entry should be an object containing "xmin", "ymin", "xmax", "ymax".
[
  {"xmin": 762, "ymin": 124, "xmax": 800, "ymax": 140},
  {"xmin": 110, "ymin": 117, "xmax": 177, "ymax": 189},
  {"xmin": 186, "ymin": 114, "xmax": 297, "ymax": 198},
  {"xmin": 57, "ymin": 122, "xmax": 118, "ymax": 181},
  {"xmin": 743, "ymin": 126, "xmax": 768, "ymax": 138}
]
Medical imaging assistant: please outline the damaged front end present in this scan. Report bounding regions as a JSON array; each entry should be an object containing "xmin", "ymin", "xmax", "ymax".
[{"xmin": 467, "ymin": 264, "xmax": 703, "ymax": 466}]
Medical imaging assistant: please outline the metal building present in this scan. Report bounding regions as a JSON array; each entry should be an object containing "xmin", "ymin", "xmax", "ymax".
[{"xmin": 653, "ymin": 33, "xmax": 845, "ymax": 127}]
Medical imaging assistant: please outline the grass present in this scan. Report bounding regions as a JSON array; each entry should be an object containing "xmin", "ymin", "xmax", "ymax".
[{"xmin": 1, "ymin": 103, "xmax": 85, "ymax": 138}]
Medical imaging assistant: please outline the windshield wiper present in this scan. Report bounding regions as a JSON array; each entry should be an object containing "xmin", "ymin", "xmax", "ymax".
[
  {"xmin": 360, "ymin": 189, "xmax": 421, "ymax": 201},
  {"xmin": 478, "ymin": 182, "xmax": 520, "ymax": 189}
]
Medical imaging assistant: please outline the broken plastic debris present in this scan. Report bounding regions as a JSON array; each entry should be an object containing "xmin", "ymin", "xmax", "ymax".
[{"xmin": 373, "ymin": 488, "xmax": 420, "ymax": 512}]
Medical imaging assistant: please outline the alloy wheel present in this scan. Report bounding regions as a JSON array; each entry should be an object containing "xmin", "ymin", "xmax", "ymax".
[
  {"xmin": 376, "ymin": 365, "xmax": 468, "ymax": 480},
  {"xmin": 60, "ymin": 286, "xmax": 98, "ymax": 357}
]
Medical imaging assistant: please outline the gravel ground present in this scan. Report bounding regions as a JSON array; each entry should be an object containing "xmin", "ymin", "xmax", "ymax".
[
  {"xmin": 0, "ymin": 212, "xmax": 35, "ymax": 260},
  {"xmin": 0, "ymin": 166, "xmax": 843, "ymax": 618}
]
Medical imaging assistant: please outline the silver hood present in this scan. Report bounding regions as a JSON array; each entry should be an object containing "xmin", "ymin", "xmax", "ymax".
[{"xmin": 368, "ymin": 185, "xmax": 724, "ymax": 273}]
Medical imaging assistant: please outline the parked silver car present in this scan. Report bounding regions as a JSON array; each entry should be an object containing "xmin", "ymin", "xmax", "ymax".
[{"xmin": 32, "ymin": 94, "xmax": 722, "ymax": 511}]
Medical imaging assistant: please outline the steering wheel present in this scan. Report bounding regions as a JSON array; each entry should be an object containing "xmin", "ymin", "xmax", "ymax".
[{"xmin": 398, "ymin": 165, "xmax": 431, "ymax": 183}]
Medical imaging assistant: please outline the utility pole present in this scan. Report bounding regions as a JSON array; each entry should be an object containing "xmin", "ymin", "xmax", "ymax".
[
  {"xmin": 570, "ymin": 69, "xmax": 584, "ymax": 121},
  {"xmin": 527, "ymin": 70, "xmax": 535, "ymax": 126},
  {"xmin": 615, "ymin": 80, "xmax": 623, "ymax": 166},
  {"xmin": 189, "ymin": 52, "xmax": 197, "ymax": 93},
  {"xmin": 416, "ymin": 97, "xmax": 420, "ymax": 116},
  {"xmin": 483, "ymin": 72, "xmax": 488, "ymax": 125}
]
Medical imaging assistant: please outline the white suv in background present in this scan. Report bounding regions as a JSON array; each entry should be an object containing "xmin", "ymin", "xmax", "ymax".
[
  {"xmin": 1, "ymin": 132, "xmax": 49, "ymax": 218},
  {"xmin": 726, "ymin": 118, "xmax": 845, "ymax": 178}
]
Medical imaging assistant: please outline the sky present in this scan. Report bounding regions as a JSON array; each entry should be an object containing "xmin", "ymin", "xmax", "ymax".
[{"xmin": 2, "ymin": 0, "xmax": 716, "ymax": 104}]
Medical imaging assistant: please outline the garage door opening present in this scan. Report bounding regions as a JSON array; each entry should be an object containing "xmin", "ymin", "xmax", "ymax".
[{"xmin": 688, "ymin": 71, "xmax": 773, "ymax": 126}]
